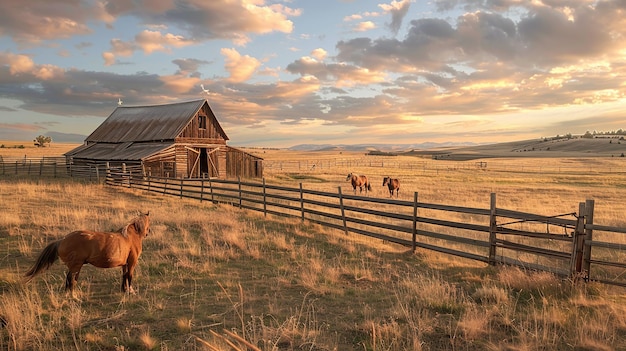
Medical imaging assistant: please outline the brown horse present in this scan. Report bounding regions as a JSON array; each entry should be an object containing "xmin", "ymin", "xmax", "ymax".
[
  {"xmin": 346, "ymin": 173, "xmax": 372, "ymax": 195},
  {"xmin": 383, "ymin": 177, "xmax": 400, "ymax": 198},
  {"xmin": 24, "ymin": 212, "xmax": 151, "ymax": 295}
]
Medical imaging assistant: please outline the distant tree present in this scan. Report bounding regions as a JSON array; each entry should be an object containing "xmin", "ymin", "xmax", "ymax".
[
  {"xmin": 582, "ymin": 131, "xmax": 593, "ymax": 139},
  {"xmin": 33, "ymin": 135, "xmax": 52, "ymax": 147}
]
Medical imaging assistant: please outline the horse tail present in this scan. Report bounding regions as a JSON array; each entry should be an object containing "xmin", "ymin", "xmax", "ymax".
[{"xmin": 24, "ymin": 241, "xmax": 60, "ymax": 282}]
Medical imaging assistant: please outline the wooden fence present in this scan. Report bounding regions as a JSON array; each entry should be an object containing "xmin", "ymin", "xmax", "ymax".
[
  {"xmin": 105, "ymin": 167, "xmax": 626, "ymax": 288},
  {"xmin": 0, "ymin": 156, "xmax": 106, "ymax": 181},
  {"xmin": 263, "ymin": 157, "xmax": 626, "ymax": 174}
]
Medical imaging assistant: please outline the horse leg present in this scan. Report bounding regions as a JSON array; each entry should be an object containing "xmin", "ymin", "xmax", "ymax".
[
  {"xmin": 64, "ymin": 265, "xmax": 83, "ymax": 300},
  {"xmin": 122, "ymin": 262, "xmax": 137, "ymax": 294},
  {"xmin": 121, "ymin": 264, "xmax": 130, "ymax": 293}
]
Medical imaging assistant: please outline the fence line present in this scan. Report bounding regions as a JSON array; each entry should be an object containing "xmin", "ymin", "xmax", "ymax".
[
  {"xmin": 0, "ymin": 156, "xmax": 108, "ymax": 181},
  {"xmin": 105, "ymin": 167, "xmax": 626, "ymax": 288},
  {"xmin": 263, "ymin": 158, "xmax": 626, "ymax": 174}
]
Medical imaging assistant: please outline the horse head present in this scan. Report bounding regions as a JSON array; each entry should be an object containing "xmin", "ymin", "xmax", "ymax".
[
  {"xmin": 382, "ymin": 177, "xmax": 389, "ymax": 186},
  {"xmin": 122, "ymin": 212, "xmax": 151, "ymax": 238},
  {"xmin": 346, "ymin": 173, "xmax": 353, "ymax": 181}
]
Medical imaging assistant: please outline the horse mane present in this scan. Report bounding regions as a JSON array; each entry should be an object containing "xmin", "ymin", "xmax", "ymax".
[{"xmin": 121, "ymin": 212, "xmax": 150, "ymax": 238}]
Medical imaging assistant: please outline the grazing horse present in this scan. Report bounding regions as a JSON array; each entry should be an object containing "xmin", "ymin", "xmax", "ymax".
[
  {"xmin": 383, "ymin": 177, "xmax": 400, "ymax": 198},
  {"xmin": 24, "ymin": 212, "xmax": 151, "ymax": 295},
  {"xmin": 346, "ymin": 172, "xmax": 372, "ymax": 195}
]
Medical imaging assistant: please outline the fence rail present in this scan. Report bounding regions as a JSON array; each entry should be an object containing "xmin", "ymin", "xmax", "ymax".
[
  {"xmin": 105, "ymin": 167, "xmax": 626, "ymax": 288},
  {"xmin": 263, "ymin": 158, "xmax": 626, "ymax": 175},
  {"xmin": 0, "ymin": 156, "xmax": 109, "ymax": 181}
]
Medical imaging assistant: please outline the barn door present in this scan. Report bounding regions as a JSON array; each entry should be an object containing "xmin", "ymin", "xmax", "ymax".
[{"xmin": 186, "ymin": 147, "xmax": 200, "ymax": 178}]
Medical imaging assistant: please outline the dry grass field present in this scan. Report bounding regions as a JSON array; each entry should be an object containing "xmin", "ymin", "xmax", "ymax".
[
  {"xmin": 2, "ymin": 142, "xmax": 626, "ymax": 350},
  {"xmin": 0, "ymin": 141, "xmax": 81, "ymax": 159}
]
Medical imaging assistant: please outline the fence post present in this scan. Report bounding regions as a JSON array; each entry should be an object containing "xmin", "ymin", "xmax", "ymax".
[
  {"xmin": 299, "ymin": 183, "xmax": 304, "ymax": 222},
  {"xmin": 582, "ymin": 199, "xmax": 595, "ymax": 280},
  {"xmin": 105, "ymin": 162, "xmax": 111, "ymax": 185},
  {"xmin": 488, "ymin": 193, "xmax": 497, "ymax": 265},
  {"xmin": 338, "ymin": 187, "xmax": 348, "ymax": 235},
  {"xmin": 570, "ymin": 202, "xmax": 586, "ymax": 279},
  {"xmin": 262, "ymin": 178, "xmax": 267, "ymax": 217},
  {"xmin": 200, "ymin": 179, "xmax": 204, "ymax": 203},
  {"xmin": 39, "ymin": 158, "xmax": 43, "ymax": 175},
  {"xmin": 412, "ymin": 192, "xmax": 418, "ymax": 252},
  {"xmin": 238, "ymin": 176, "xmax": 242, "ymax": 208},
  {"xmin": 163, "ymin": 177, "xmax": 168, "ymax": 195},
  {"xmin": 180, "ymin": 178, "xmax": 184, "ymax": 198},
  {"xmin": 209, "ymin": 177, "xmax": 214, "ymax": 203}
]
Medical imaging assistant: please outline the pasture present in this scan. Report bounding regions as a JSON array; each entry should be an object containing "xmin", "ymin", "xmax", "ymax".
[{"xmin": 2, "ymin": 145, "xmax": 626, "ymax": 350}]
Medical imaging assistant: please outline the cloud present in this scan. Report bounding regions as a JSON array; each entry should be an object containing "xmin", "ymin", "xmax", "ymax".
[
  {"xmin": 221, "ymin": 48, "xmax": 262, "ymax": 83},
  {"xmin": 0, "ymin": 1, "xmax": 95, "ymax": 43},
  {"xmin": 311, "ymin": 48, "xmax": 328, "ymax": 60},
  {"xmin": 172, "ymin": 58, "xmax": 210, "ymax": 75},
  {"xmin": 286, "ymin": 56, "xmax": 387, "ymax": 86},
  {"xmin": 135, "ymin": 30, "xmax": 195, "ymax": 54},
  {"xmin": 353, "ymin": 21, "xmax": 377, "ymax": 32},
  {"xmin": 0, "ymin": 52, "xmax": 64, "ymax": 80},
  {"xmin": 159, "ymin": 74, "xmax": 202, "ymax": 94},
  {"xmin": 379, "ymin": 0, "xmax": 412, "ymax": 34},
  {"xmin": 109, "ymin": 1, "xmax": 300, "ymax": 45}
]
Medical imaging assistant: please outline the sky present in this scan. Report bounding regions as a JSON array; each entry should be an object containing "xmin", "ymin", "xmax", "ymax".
[{"xmin": 0, "ymin": 0, "xmax": 625, "ymax": 148}]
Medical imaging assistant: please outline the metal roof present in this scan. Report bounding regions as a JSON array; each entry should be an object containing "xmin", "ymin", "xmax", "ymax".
[
  {"xmin": 85, "ymin": 99, "xmax": 211, "ymax": 143},
  {"xmin": 65, "ymin": 142, "xmax": 174, "ymax": 161}
]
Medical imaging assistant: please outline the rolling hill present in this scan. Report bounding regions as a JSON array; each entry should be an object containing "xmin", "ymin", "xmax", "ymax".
[{"xmin": 404, "ymin": 137, "xmax": 626, "ymax": 160}]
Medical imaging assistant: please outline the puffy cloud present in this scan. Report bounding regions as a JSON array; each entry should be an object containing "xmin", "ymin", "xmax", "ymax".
[
  {"xmin": 311, "ymin": 48, "xmax": 328, "ymax": 60},
  {"xmin": 108, "ymin": 1, "xmax": 299, "ymax": 45},
  {"xmin": 0, "ymin": 0, "xmax": 94, "ymax": 43},
  {"xmin": 353, "ymin": 21, "xmax": 377, "ymax": 32},
  {"xmin": 379, "ymin": 0, "xmax": 412, "ymax": 33},
  {"xmin": 0, "ymin": 53, "xmax": 64, "ymax": 80},
  {"xmin": 102, "ymin": 52, "xmax": 116, "ymax": 66},
  {"xmin": 221, "ymin": 48, "xmax": 262, "ymax": 83},
  {"xmin": 286, "ymin": 56, "xmax": 387, "ymax": 87},
  {"xmin": 135, "ymin": 30, "xmax": 195, "ymax": 54},
  {"xmin": 159, "ymin": 74, "xmax": 201, "ymax": 93}
]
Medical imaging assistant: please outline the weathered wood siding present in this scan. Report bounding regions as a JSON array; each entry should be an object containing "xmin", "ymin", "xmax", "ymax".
[
  {"xmin": 178, "ymin": 106, "xmax": 227, "ymax": 141},
  {"xmin": 226, "ymin": 147, "xmax": 263, "ymax": 178}
]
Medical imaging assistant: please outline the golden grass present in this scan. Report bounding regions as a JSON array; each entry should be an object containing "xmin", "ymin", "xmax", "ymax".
[
  {"xmin": 0, "ymin": 140, "xmax": 81, "ymax": 158},
  {"xmin": 2, "ymin": 147, "xmax": 626, "ymax": 350}
]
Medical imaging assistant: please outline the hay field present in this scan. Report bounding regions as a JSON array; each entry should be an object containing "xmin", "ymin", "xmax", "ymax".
[
  {"xmin": 0, "ymin": 141, "xmax": 81, "ymax": 158},
  {"xmin": 2, "ymin": 144, "xmax": 626, "ymax": 350}
]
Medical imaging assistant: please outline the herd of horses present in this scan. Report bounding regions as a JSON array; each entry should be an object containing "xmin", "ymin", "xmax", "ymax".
[{"xmin": 346, "ymin": 172, "xmax": 400, "ymax": 198}]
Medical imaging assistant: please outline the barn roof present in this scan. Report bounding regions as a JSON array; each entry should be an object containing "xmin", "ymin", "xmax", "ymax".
[
  {"xmin": 64, "ymin": 141, "xmax": 175, "ymax": 161},
  {"xmin": 85, "ymin": 99, "xmax": 228, "ymax": 143}
]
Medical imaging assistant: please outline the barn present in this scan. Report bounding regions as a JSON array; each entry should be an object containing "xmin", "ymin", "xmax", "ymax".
[{"xmin": 64, "ymin": 99, "xmax": 263, "ymax": 179}]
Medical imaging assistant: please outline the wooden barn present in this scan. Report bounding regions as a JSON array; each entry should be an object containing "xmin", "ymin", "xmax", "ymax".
[{"xmin": 65, "ymin": 99, "xmax": 263, "ymax": 179}]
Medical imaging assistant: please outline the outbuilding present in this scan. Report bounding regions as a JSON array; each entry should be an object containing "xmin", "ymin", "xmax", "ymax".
[{"xmin": 65, "ymin": 99, "xmax": 262, "ymax": 179}]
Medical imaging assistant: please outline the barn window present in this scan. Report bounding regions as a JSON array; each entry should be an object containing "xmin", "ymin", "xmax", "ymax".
[{"xmin": 198, "ymin": 115, "xmax": 207, "ymax": 129}]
